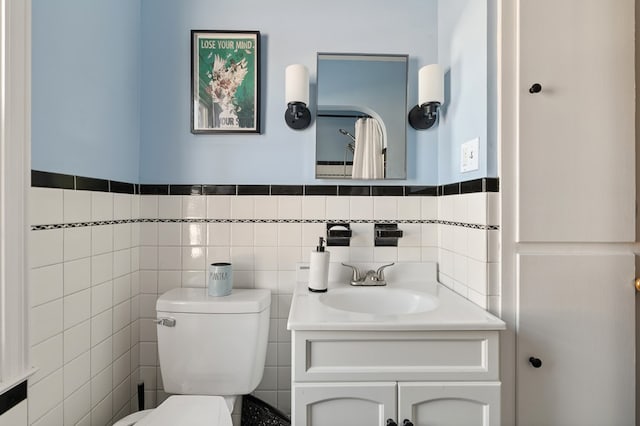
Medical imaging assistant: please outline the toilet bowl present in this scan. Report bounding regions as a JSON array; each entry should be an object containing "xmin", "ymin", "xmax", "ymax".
[
  {"xmin": 113, "ymin": 395, "xmax": 232, "ymax": 426},
  {"xmin": 114, "ymin": 287, "xmax": 270, "ymax": 426}
]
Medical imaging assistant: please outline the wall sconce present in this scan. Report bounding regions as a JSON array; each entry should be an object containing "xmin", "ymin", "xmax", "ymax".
[
  {"xmin": 285, "ymin": 64, "xmax": 311, "ymax": 130},
  {"xmin": 408, "ymin": 64, "xmax": 444, "ymax": 130}
]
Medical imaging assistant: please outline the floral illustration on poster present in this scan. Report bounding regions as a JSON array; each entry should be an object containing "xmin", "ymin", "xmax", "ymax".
[{"xmin": 191, "ymin": 30, "xmax": 261, "ymax": 134}]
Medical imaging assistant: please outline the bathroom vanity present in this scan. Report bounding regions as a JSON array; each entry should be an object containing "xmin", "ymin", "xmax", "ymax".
[{"xmin": 287, "ymin": 263, "xmax": 505, "ymax": 426}]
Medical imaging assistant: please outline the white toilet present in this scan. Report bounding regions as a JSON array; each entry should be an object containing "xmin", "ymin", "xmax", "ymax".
[{"xmin": 114, "ymin": 287, "xmax": 271, "ymax": 426}]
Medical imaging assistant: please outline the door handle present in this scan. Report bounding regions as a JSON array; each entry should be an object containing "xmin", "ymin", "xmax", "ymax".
[
  {"xmin": 529, "ymin": 83, "xmax": 542, "ymax": 94},
  {"xmin": 635, "ymin": 278, "xmax": 640, "ymax": 292},
  {"xmin": 529, "ymin": 356, "xmax": 543, "ymax": 368},
  {"xmin": 385, "ymin": 418, "xmax": 413, "ymax": 425}
]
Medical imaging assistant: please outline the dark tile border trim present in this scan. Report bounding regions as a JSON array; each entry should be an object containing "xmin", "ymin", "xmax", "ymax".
[
  {"xmin": 339, "ymin": 185, "xmax": 371, "ymax": 196},
  {"xmin": 31, "ymin": 170, "xmax": 74, "ymax": 190},
  {"xmin": 272, "ymin": 185, "xmax": 303, "ymax": 196},
  {"xmin": 460, "ymin": 178, "xmax": 483, "ymax": 194},
  {"xmin": 140, "ymin": 185, "xmax": 168, "ymax": 195},
  {"xmin": 32, "ymin": 170, "xmax": 140, "ymax": 194},
  {"xmin": 237, "ymin": 185, "xmax": 270, "ymax": 196},
  {"xmin": 76, "ymin": 176, "xmax": 109, "ymax": 192},
  {"xmin": 305, "ymin": 185, "xmax": 338, "ymax": 196},
  {"xmin": 405, "ymin": 186, "xmax": 438, "ymax": 196},
  {"xmin": 0, "ymin": 380, "xmax": 27, "ymax": 416},
  {"xmin": 441, "ymin": 183, "xmax": 460, "ymax": 196},
  {"xmin": 372, "ymin": 186, "xmax": 404, "ymax": 196},
  {"xmin": 31, "ymin": 170, "xmax": 499, "ymax": 197},
  {"xmin": 203, "ymin": 185, "xmax": 236, "ymax": 195},
  {"xmin": 485, "ymin": 177, "xmax": 500, "ymax": 192},
  {"xmin": 110, "ymin": 181, "xmax": 136, "ymax": 194},
  {"xmin": 169, "ymin": 185, "xmax": 203, "ymax": 196}
]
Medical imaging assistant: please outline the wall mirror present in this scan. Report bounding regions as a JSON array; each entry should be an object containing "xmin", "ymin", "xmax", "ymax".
[{"xmin": 315, "ymin": 53, "xmax": 408, "ymax": 180}]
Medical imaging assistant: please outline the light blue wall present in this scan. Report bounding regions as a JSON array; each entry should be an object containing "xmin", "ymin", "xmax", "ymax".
[
  {"xmin": 139, "ymin": 0, "xmax": 438, "ymax": 184},
  {"xmin": 32, "ymin": 0, "xmax": 141, "ymax": 183},
  {"xmin": 31, "ymin": 0, "xmax": 496, "ymax": 186},
  {"xmin": 487, "ymin": 0, "xmax": 498, "ymax": 179},
  {"xmin": 437, "ymin": 0, "xmax": 497, "ymax": 185}
]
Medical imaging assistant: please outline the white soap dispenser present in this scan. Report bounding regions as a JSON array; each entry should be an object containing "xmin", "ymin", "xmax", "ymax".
[{"xmin": 308, "ymin": 237, "xmax": 330, "ymax": 292}]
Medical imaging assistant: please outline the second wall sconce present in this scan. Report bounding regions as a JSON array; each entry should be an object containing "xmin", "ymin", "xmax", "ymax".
[
  {"xmin": 408, "ymin": 64, "xmax": 444, "ymax": 130},
  {"xmin": 285, "ymin": 64, "xmax": 311, "ymax": 130}
]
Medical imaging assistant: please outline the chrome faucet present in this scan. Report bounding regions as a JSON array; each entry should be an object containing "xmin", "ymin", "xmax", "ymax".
[{"xmin": 341, "ymin": 263, "xmax": 395, "ymax": 286}]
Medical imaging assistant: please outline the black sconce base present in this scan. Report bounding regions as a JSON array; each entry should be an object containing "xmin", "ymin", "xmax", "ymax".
[
  {"xmin": 285, "ymin": 102, "xmax": 311, "ymax": 130},
  {"xmin": 408, "ymin": 102, "xmax": 439, "ymax": 130}
]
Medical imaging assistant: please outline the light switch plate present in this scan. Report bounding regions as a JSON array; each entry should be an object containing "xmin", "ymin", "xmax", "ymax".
[{"xmin": 461, "ymin": 138, "xmax": 479, "ymax": 173}]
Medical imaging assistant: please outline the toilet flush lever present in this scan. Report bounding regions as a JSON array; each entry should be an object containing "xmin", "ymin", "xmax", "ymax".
[{"xmin": 155, "ymin": 317, "xmax": 176, "ymax": 327}]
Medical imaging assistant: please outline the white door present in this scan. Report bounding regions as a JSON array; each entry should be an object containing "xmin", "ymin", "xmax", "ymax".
[
  {"xmin": 292, "ymin": 382, "xmax": 396, "ymax": 426},
  {"xmin": 398, "ymin": 382, "xmax": 500, "ymax": 426},
  {"xmin": 514, "ymin": 0, "xmax": 636, "ymax": 424},
  {"xmin": 517, "ymin": 254, "xmax": 635, "ymax": 425}
]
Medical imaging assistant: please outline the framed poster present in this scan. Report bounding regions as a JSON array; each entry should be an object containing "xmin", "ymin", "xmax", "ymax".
[{"xmin": 191, "ymin": 30, "xmax": 261, "ymax": 134}]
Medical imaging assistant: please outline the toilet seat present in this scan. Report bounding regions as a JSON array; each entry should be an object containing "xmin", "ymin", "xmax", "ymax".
[
  {"xmin": 122, "ymin": 395, "xmax": 232, "ymax": 426},
  {"xmin": 112, "ymin": 410, "xmax": 154, "ymax": 426}
]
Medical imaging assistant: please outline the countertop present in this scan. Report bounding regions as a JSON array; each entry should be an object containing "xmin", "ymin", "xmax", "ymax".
[{"xmin": 287, "ymin": 279, "xmax": 506, "ymax": 332}]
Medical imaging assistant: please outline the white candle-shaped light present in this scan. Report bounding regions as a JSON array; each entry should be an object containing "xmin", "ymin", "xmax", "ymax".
[
  {"xmin": 285, "ymin": 64, "xmax": 309, "ymax": 105},
  {"xmin": 418, "ymin": 64, "xmax": 444, "ymax": 106}
]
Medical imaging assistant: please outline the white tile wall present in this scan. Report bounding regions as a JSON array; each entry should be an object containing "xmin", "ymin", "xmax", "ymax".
[
  {"xmin": 29, "ymin": 188, "xmax": 140, "ymax": 426},
  {"xmin": 29, "ymin": 186, "xmax": 500, "ymax": 421},
  {"xmin": 437, "ymin": 192, "xmax": 500, "ymax": 312},
  {"xmin": 136, "ymin": 193, "xmax": 445, "ymax": 415},
  {"xmin": 0, "ymin": 401, "xmax": 27, "ymax": 426}
]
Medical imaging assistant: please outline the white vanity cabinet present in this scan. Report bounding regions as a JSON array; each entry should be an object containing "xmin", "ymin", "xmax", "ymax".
[{"xmin": 291, "ymin": 330, "xmax": 501, "ymax": 426}]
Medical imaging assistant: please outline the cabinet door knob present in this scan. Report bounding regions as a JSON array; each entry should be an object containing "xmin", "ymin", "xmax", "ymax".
[
  {"xmin": 386, "ymin": 420, "xmax": 398, "ymax": 426},
  {"xmin": 529, "ymin": 83, "xmax": 542, "ymax": 94},
  {"xmin": 529, "ymin": 356, "xmax": 543, "ymax": 368},
  {"xmin": 402, "ymin": 420, "xmax": 415, "ymax": 426}
]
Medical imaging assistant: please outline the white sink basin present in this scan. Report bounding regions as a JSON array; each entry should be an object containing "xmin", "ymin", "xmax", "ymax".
[
  {"xmin": 287, "ymin": 263, "xmax": 506, "ymax": 331},
  {"xmin": 318, "ymin": 286, "xmax": 439, "ymax": 315}
]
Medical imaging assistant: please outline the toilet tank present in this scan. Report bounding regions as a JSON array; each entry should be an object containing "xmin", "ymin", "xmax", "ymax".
[{"xmin": 156, "ymin": 288, "xmax": 271, "ymax": 396}]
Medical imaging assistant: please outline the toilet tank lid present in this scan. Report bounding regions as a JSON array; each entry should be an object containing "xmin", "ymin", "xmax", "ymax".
[{"xmin": 156, "ymin": 288, "xmax": 271, "ymax": 314}]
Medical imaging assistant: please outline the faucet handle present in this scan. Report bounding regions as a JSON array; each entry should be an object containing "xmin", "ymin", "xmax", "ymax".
[
  {"xmin": 341, "ymin": 263, "xmax": 361, "ymax": 281},
  {"xmin": 375, "ymin": 263, "xmax": 395, "ymax": 280}
]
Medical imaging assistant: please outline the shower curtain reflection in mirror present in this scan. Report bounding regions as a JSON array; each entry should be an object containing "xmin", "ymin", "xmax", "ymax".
[
  {"xmin": 315, "ymin": 53, "xmax": 407, "ymax": 180},
  {"xmin": 352, "ymin": 117, "xmax": 385, "ymax": 179}
]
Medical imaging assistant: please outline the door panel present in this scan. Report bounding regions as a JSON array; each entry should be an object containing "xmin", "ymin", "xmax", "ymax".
[
  {"xmin": 292, "ymin": 382, "xmax": 396, "ymax": 426},
  {"xmin": 398, "ymin": 382, "xmax": 500, "ymax": 426},
  {"xmin": 517, "ymin": 0, "xmax": 635, "ymax": 242},
  {"xmin": 517, "ymin": 254, "xmax": 635, "ymax": 425}
]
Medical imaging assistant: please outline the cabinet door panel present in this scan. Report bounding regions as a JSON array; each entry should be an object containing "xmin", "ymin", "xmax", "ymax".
[
  {"xmin": 292, "ymin": 382, "xmax": 396, "ymax": 426},
  {"xmin": 398, "ymin": 382, "xmax": 500, "ymax": 426},
  {"xmin": 517, "ymin": 0, "xmax": 635, "ymax": 242},
  {"xmin": 517, "ymin": 254, "xmax": 635, "ymax": 425}
]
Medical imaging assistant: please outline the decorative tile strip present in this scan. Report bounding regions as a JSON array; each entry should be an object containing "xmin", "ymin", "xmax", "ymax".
[
  {"xmin": 32, "ymin": 218, "xmax": 499, "ymax": 231},
  {"xmin": 31, "ymin": 219, "xmax": 139, "ymax": 230}
]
